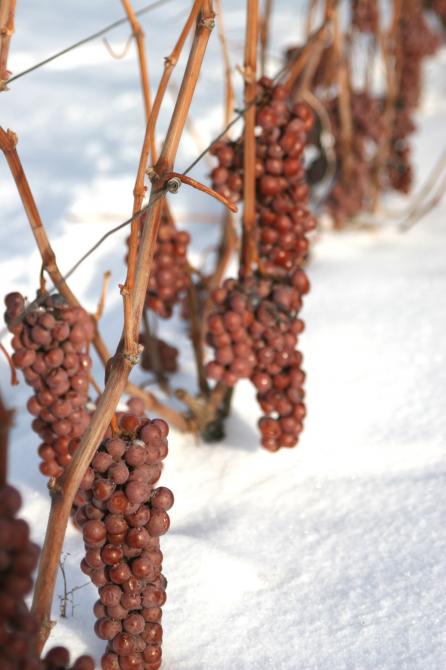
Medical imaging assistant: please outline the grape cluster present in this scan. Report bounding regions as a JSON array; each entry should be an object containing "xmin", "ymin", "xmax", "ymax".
[
  {"xmin": 352, "ymin": 0, "xmax": 379, "ymax": 33},
  {"xmin": 210, "ymin": 78, "xmax": 316, "ymax": 279},
  {"xmin": 0, "ymin": 479, "xmax": 93, "ymax": 670},
  {"xmin": 0, "ymin": 481, "xmax": 40, "ymax": 669},
  {"xmin": 387, "ymin": 0, "xmax": 439, "ymax": 193},
  {"xmin": 323, "ymin": 92, "xmax": 384, "ymax": 226},
  {"xmin": 139, "ymin": 336, "xmax": 178, "ymax": 375},
  {"xmin": 205, "ymin": 271, "xmax": 309, "ymax": 451},
  {"xmin": 76, "ymin": 410, "xmax": 173, "ymax": 670},
  {"xmin": 4, "ymin": 293, "xmax": 94, "ymax": 479},
  {"xmin": 145, "ymin": 211, "xmax": 191, "ymax": 319}
]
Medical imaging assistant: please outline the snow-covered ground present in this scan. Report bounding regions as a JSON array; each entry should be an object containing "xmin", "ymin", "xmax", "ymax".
[{"xmin": 1, "ymin": 2, "xmax": 445, "ymax": 669}]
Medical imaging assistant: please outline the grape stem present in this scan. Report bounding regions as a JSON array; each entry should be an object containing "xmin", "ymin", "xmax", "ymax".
[
  {"xmin": 0, "ymin": 343, "xmax": 18, "ymax": 387},
  {"xmin": 30, "ymin": 2, "xmax": 215, "ymax": 653},
  {"xmin": 164, "ymin": 171, "xmax": 238, "ymax": 212}
]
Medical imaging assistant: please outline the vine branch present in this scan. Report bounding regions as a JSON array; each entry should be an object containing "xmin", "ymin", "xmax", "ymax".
[
  {"xmin": 0, "ymin": 0, "xmax": 16, "ymax": 90},
  {"xmin": 120, "ymin": 0, "xmax": 155, "ymax": 146},
  {"xmin": 241, "ymin": 0, "xmax": 259, "ymax": 272},
  {"xmin": 122, "ymin": 0, "xmax": 203, "ymax": 357}
]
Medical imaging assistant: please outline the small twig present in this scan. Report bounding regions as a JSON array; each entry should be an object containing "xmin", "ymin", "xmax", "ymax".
[
  {"xmin": 39, "ymin": 264, "xmax": 47, "ymax": 293},
  {"xmin": 201, "ymin": 379, "xmax": 228, "ymax": 414},
  {"xmin": 215, "ymin": 0, "xmax": 235, "ymax": 129},
  {"xmin": 89, "ymin": 374, "xmax": 103, "ymax": 398},
  {"xmin": 259, "ymin": 0, "xmax": 273, "ymax": 77},
  {"xmin": 126, "ymin": 381, "xmax": 192, "ymax": 431},
  {"xmin": 58, "ymin": 554, "xmax": 69, "ymax": 619},
  {"xmin": 164, "ymin": 171, "xmax": 238, "ymax": 212},
  {"xmin": 58, "ymin": 554, "xmax": 91, "ymax": 619},
  {"xmin": 102, "ymin": 33, "xmax": 133, "ymax": 60},
  {"xmin": 351, "ymin": 153, "xmax": 446, "ymax": 230},
  {"xmin": 301, "ymin": 89, "xmax": 336, "ymax": 187},
  {"xmin": 400, "ymin": 149, "xmax": 446, "ymax": 221},
  {"xmin": 211, "ymin": 212, "xmax": 238, "ymax": 290},
  {"xmin": 175, "ymin": 380, "xmax": 228, "ymax": 437},
  {"xmin": 0, "ymin": 343, "xmax": 18, "ymax": 387},
  {"xmin": 0, "ymin": 0, "xmax": 16, "ymax": 90},
  {"xmin": 95, "ymin": 271, "xmax": 112, "ymax": 321},
  {"xmin": 400, "ymin": 169, "xmax": 446, "ymax": 232},
  {"xmin": 186, "ymin": 277, "xmax": 209, "ymax": 395},
  {"xmin": 142, "ymin": 310, "xmax": 169, "ymax": 391}
]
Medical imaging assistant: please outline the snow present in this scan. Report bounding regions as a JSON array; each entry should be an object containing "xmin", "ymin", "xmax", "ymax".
[{"xmin": 1, "ymin": 1, "xmax": 446, "ymax": 669}]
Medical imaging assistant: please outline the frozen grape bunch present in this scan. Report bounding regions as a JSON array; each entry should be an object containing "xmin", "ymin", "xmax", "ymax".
[
  {"xmin": 77, "ymin": 409, "xmax": 173, "ymax": 670},
  {"xmin": 4, "ymin": 292, "xmax": 94, "ymax": 479},
  {"xmin": 206, "ymin": 270, "xmax": 309, "ymax": 451},
  {"xmin": 0, "ymin": 456, "xmax": 94, "ymax": 669}
]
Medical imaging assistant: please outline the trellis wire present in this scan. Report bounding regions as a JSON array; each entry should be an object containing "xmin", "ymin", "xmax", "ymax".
[{"xmin": 5, "ymin": 0, "xmax": 178, "ymax": 86}]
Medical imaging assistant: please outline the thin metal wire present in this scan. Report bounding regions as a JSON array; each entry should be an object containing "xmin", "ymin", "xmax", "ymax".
[{"xmin": 6, "ymin": 0, "xmax": 178, "ymax": 86}]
